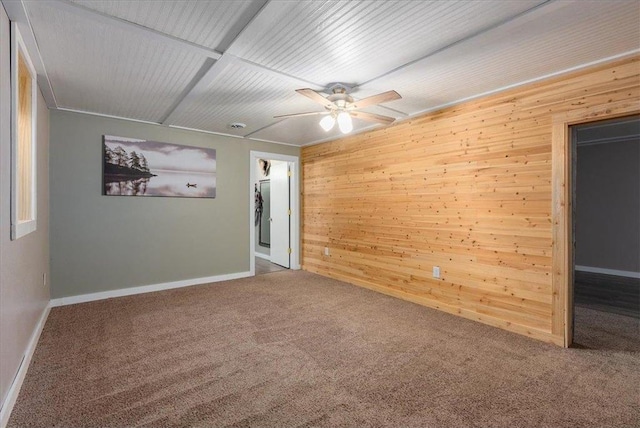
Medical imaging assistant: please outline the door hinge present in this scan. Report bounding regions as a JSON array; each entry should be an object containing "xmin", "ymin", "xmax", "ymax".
[
  {"xmin": 287, "ymin": 170, "xmax": 292, "ymax": 177},
  {"xmin": 287, "ymin": 248, "xmax": 292, "ymax": 254},
  {"xmin": 287, "ymin": 208, "xmax": 291, "ymax": 216}
]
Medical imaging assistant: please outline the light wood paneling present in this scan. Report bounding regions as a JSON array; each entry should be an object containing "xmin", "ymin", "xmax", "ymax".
[
  {"xmin": 302, "ymin": 56, "xmax": 640, "ymax": 346},
  {"xmin": 17, "ymin": 50, "xmax": 33, "ymax": 221}
]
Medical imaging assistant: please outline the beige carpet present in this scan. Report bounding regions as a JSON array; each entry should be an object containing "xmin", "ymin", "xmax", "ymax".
[{"xmin": 8, "ymin": 270, "xmax": 640, "ymax": 427}]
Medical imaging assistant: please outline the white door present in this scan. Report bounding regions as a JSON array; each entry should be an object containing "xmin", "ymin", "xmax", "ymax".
[{"xmin": 270, "ymin": 161, "xmax": 290, "ymax": 268}]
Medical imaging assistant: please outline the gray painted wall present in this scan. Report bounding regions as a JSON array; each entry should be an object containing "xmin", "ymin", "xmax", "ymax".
[
  {"xmin": 0, "ymin": 7, "xmax": 50, "ymax": 408},
  {"xmin": 50, "ymin": 110, "xmax": 299, "ymax": 298},
  {"xmin": 575, "ymin": 139, "xmax": 640, "ymax": 273}
]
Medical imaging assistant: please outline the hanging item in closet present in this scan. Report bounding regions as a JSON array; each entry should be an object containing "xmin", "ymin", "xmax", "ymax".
[{"xmin": 255, "ymin": 183, "xmax": 263, "ymax": 226}]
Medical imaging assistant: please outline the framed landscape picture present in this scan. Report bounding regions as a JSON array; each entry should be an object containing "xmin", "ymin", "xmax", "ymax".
[{"xmin": 102, "ymin": 135, "xmax": 216, "ymax": 198}]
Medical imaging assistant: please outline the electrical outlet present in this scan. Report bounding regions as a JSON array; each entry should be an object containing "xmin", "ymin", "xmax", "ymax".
[
  {"xmin": 324, "ymin": 247, "xmax": 330, "ymax": 256},
  {"xmin": 432, "ymin": 266, "xmax": 440, "ymax": 279}
]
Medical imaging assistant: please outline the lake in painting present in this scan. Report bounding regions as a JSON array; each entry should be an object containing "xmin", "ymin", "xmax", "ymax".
[
  {"xmin": 104, "ymin": 170, "xmax": 216, "ymax": 197},
  {"xmin": 103, "ymin": 135, "xmax": 216, "ymax": 198}
]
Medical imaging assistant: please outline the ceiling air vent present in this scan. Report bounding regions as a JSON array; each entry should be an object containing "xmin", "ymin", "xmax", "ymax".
[{"xmin": 229, "ymin": 122, "xmax": 246, "ymax": 129}]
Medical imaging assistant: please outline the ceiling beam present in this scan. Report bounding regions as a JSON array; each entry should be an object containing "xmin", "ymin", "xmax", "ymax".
[
  {"xmin": 346, "ymin": 1, "xmax": 566, "ymax": 119},
  {"xmin": 157, "ymin": 58, "xmax": 217, "ymax": 124},
  {"xmin": 26, "ymin": 0, "xmax": 328, "ymax": 125},
  {"xmin": 226, "ymin": 55, "xmax": 323, "ymax": 89},
  {"xmin": 28, "ymin": 0, "xmax": 579, "ymax": 148},
  {"xmin": 161, "ymin": 55, "xmax": 236, "ymax": 125},
  {"xmin": 207, "ymin": 0, "xmax": 324, "ymax": 91},
  {"xmin": 243, "ymin": 118, "xmax": 286, "ymax": 138},
  {"xmin": 2, "ymin": 0, "xmax": 57, "ymax": 108},
  {"xmin": 214, "ymin": 0, "xmax": 270, "ymax": 53},
  {"xmin": 161, "ymin": 0, "xmax": 325, "ymax": 128},
  {"xmin": 53, "ymin": 0, "xmax": 327, "ymax": 90},
  {"xmin": 160, "ymin": 0, "xmax": 272, "ymax": 125},
  {"xmin": 49, "ymin": 0, "xmax": 223, "ymax": 60}
]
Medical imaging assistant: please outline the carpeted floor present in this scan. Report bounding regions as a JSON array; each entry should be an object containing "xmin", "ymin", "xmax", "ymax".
[{"xmin": 8, "ymin": 270, "xmax": 640, "ymax": 427}]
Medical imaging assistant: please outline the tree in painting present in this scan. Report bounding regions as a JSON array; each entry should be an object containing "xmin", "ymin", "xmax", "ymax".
[
  {"xmin": 103, "ymin": 145, "xmax": 155, "ymax": 178},
  {"xmin": 139, "ymin": 154, "xmax": 149, "ymax": 172},
  {"xmin": 113, "ymin": 146, "xmax": 128, "ymax": 167}
]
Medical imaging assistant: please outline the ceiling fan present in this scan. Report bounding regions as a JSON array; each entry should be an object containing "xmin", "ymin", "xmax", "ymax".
[{"xmin": 275, "ymin": 84, "xmax": 402, "ymax": 134}]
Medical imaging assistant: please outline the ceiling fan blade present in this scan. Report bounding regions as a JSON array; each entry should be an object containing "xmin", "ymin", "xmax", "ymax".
[
  {"xmin": 274, "ymin": 111, "xmax": 329, "ymax": 119},
  {"xmin": 296, "ymin": 88, "xmax": 335, "ymax": 109},
  {"xmin": 351, "ymin": 111, "xmax": 396, "ymax": 125},
  {"xmin": 351, "ymin": 90, "xmax": 401, "ymax": 109}
]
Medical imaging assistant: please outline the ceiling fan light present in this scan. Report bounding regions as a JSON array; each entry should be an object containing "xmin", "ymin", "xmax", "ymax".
[
  {"xmin": 337, "ymin": 111, "xmax": 353, "ymax": 134},
  {"xmin": 319, "ymin": 115, "xmax": 336, "ymax": 132}
]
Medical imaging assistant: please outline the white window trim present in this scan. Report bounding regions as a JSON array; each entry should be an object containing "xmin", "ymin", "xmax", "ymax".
[{"xmin": 10, "ymin": 23, "xmax": 37, "ymax": 240}]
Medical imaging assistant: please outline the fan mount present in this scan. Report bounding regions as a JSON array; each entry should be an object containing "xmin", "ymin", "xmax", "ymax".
[{"xmin": 325, "ymin": 84, "xmax": 354, "ymax": 108}]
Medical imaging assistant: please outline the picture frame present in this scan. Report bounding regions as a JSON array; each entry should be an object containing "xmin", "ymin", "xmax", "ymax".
[{"xmin": 102, "ymin": 135, "xmax": 216, "ymax": 198}]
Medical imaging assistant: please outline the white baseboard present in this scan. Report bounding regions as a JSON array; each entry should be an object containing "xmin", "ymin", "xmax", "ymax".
[
  {"xmin": 0, "ymin": 305, "xmax": 50, "ymax": 428},
  {"xmin": 50, "ymin": 271, "xmax": 252, "ymax": 307},
  {"xmin": 575, "ymin": 265, "xmax": 640, "ymax": 279}
]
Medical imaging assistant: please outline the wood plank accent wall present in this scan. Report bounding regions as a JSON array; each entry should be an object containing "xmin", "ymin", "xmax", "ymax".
[{"xmin": 301, "ymin": 56, "xmax": 640, "ymax": 345}]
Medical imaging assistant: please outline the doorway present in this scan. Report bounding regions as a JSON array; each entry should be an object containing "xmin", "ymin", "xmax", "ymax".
[
  {"xmin": 570, "ymin": 115, "xmax": 640, "ymax": 349},
  {"xmin": 551, "ymin": 100, "xmax": 639, "ymax": 347},
  {"xmin": 249, "ymin": 151, "xmax": 300, "ymax": 276}
]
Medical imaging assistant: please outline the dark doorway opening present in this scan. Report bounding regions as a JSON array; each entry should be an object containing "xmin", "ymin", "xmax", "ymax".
[{"xmin": 571, "ymin": 115, "xmax": 640, "ymax": 350}]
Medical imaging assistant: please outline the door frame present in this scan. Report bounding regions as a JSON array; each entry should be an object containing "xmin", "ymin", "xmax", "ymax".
[
  {"xmin": 249, "ymin": 151, "xmax": 301, "ymax": 275},
  {"xmin": 551, "ymin": 99, "xmax": 639, "ymax": 347}
]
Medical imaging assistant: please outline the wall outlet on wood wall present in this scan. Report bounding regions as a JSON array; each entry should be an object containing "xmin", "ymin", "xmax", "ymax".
[
  {"xmin": 324, "ymin": 247, "xmax": 330, "ymax": 256},
  {"xmin": 432, "ymin": 266, "xmax": 440, "ymax": 279}
]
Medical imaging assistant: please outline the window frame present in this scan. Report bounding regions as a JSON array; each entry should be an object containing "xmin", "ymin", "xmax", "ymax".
[{"xmin": 10, "ymin": 23, "xmax": 38, "ymax": 240}]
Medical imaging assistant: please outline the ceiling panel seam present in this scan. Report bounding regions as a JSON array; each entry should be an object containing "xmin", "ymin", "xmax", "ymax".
[
  {"xmin": 227, "ymin": 55, "xmax": 323, "ymax": 88},
  {"xmin": 237, "ymin": 78, "xmax": 408, "ymax": 138},
  {"xmin": 161, "ymin": 0, "xmax": 330, "ymax": 129},
  {"xmin": 401, "ymin": 48, "xmax": 640, "ymax": 119},
  {"xmin": 21, "ymin": 0, "xmax": 637, "ymax": 147},
  {"xmin": 161, "ymin": 55, "xmax": 236, "ymax": 125},
  {"xmin": 216, "ymin": 0, "xmax": 270, "ymax": 53},
  {"xmin": 355, "ymin": 0, "xmax": 556, "ymax": 89},
  {"xmin": 162, "ymin": 53, "xmax": 326, "ymax": 127},
  {"xmin": 50, "ymin": 0, "xmax": 223, "ymax": 59},
  {"xmin": 56, "ymin": 106, "xmax": 299, "ymax": 148},
  {"xmin": 157, "ymin": 58, "xmax": 217, "ymax": 124},
  {"xmin": 46, "ymin": 0, "xmax": 327, "ymax": 107},
  {"xmin": 57, "ymin": 107, "xmax": 163, "ymax": 126},
  {"xmin": 167, "ymin": 124, "xmax": 245, "ymax": 139},
  {"xmin": 160, "ymin": 0, "xmax": 273, "ymax": 125},
  {"xmin": 300, "ymin": 49, "xmax": 640, "ymax": 147},
  {"xmin": 243, "ymin": 118, "xmax": 287, "ymax": 138}
]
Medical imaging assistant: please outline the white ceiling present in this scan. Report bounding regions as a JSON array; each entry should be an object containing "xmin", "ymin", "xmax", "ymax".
[{"xmin": 5, "ymin": 0, "xmax": 640, "ymax": 146}]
